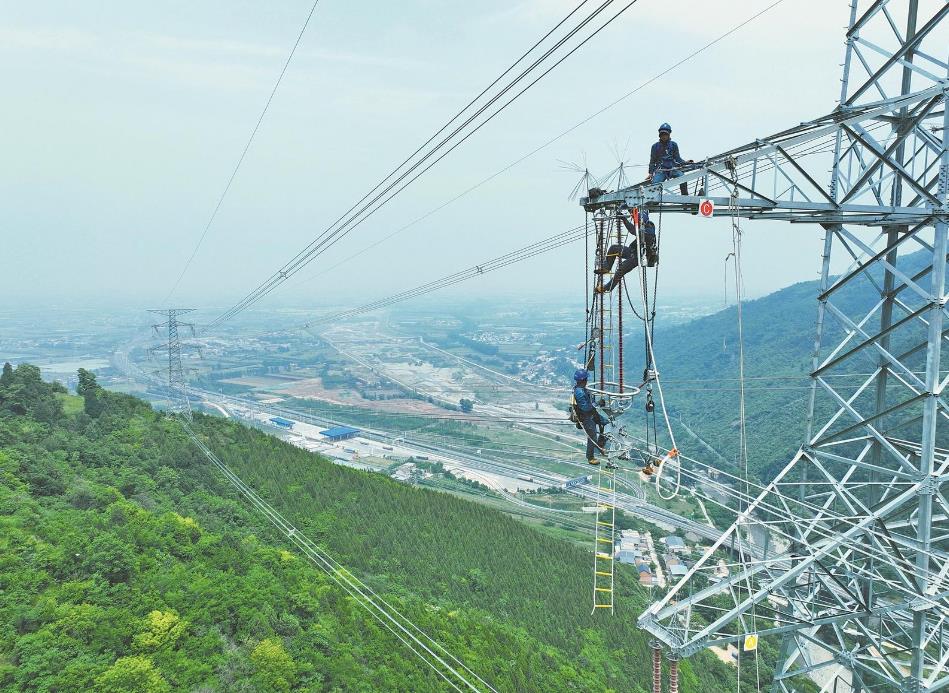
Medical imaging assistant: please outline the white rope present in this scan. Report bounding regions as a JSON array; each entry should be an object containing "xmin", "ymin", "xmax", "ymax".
[
  {"xmin": 723, "ymin": 251, "xmax": 735, "ymax": 352},
  {"xmin": 632, "ymin": 216, "xmax": 681, "ymax": 499},
  {"xmin": 727, "ymin": 176, "xmax": 761, "ymax": 692}
]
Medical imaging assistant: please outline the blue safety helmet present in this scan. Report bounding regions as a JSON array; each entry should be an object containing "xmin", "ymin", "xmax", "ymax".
[
  {"xmin": 658, "ymin": 122, "xmax": 672, "ymax": 134},
  {"xmin": 573, "ymin": 369, "xmax": 589, "ymax": 383}
]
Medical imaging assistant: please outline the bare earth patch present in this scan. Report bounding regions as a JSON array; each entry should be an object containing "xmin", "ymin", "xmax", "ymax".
[{"xmin": 276, "ymin": 377, "xmax": 450, "ymax": 416}]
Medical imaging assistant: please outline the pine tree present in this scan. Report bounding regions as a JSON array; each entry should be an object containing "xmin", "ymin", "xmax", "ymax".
[{"xmin": 0, "ymin": 362, "xmax": 13, "ymax": 387}]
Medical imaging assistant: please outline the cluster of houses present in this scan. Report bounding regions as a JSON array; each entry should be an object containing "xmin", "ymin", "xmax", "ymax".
[
  {"xmin": 392, "ymin": 462, "xmax": 424, "ymax": 482},
  {"xmin": 613, "ymin": 531, "xmax": 699, "ymax": 587},
  {"xmin": 614, "ymin": 530, "xmax": 659, "ymax": 586},
  {"xmin": 660, "ymin": 535, "xmax": 691, "ymax": 581}
]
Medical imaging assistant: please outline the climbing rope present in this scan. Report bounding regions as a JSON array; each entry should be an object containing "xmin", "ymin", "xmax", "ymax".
[
  {"xmin": 723, "ymin": 251, "xmax": 735, "ymax": 352},
  {"xmin": 629, "ymin": 198, "xmax": 681, "ymax": 498},
  {"xmin": 608, "ymin": 203, "xmax": 675, "ymax": 485},
  {"xmin": 727, "ymin": 157, "xmax": 761, "ymax": 693}
]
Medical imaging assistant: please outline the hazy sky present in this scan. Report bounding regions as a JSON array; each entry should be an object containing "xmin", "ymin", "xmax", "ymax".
[{"xmin": 3, "ymin": 0, "xmax": 873, "ymax": 316}]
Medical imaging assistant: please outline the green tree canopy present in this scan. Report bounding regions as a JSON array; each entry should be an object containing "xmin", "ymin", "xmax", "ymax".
[
  {"xmin": 94, "ymin": 656, "xmax": 170, "ymax": 693},
  {"xmin": 251, "ymin": 638, "xmax": 297, "ymax": 692}
]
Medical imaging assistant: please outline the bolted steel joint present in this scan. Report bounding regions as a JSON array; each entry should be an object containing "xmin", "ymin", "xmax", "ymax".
[{"xmin": 916, "ymin": 475, "xmax": 937, "ymax": 496}]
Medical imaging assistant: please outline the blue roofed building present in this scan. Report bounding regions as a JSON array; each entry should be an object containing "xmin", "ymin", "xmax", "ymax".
[
  {"xmin": 270, "ymin": 416, "xmax": 295, "ymax": 429},
  {"xmin": 319, "ymin": 425, "xmax": 360, "ymax": 442}
]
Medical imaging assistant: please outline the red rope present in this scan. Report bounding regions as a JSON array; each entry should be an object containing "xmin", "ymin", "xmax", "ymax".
[
  {"xmin": 617, "ymin": 211, "xmax": 624, "ymax": 394},
  {"xmin": 597, "ymin": 216, "xmax": 606, "ymax": 389}
]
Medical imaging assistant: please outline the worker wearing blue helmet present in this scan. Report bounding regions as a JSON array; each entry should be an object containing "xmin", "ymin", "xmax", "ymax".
[
  {"xmin": 571, "ymin": 369, "xmax": 608, "ymax": 464},
  {"xmin": 648, "ymin": 123, "xmax": 692, "ymax": 195}
]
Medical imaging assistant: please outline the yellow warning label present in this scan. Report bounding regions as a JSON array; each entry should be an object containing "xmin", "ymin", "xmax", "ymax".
[{"xmin": 743, "ymin": 634, "xmax": 759, "ymax": 651}]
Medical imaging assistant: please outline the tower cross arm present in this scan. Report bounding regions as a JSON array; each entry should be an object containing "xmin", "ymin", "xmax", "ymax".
[{"xmin": 580, "ymin": 85, "xmax": 946, "ymax": 225}]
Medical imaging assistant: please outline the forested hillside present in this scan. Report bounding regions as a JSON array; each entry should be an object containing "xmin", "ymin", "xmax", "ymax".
[
  {"xmin": 0, "ymin": 363, "xmax": 765, "ymax": 692},
  {"xmin": 636, "ymin": 249, "xmax": 936, "ymax": 484}
]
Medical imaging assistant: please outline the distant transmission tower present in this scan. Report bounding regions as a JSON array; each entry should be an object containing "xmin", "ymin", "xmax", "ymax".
[
  {"xmin": 582, "ymin": 1, "xmax": 948, "ymax": 691},
  {"xmin": 149, "ymin": 308, "xmax": 197, "ymax": 420}
]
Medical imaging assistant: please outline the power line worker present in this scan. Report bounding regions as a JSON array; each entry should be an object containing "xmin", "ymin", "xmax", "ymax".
[
  {"xmin": 594, "ymin": 210, "xmax": 657, "ymax": 294},
  {"xmin": 640, "ymin": 211, "xmax": 658, "ymax": 267},
  {"xmin": 647, "ymin": 123, "xmax": 693, "ymax": 196},
  {"xmin": 571, "ymin": 369, "xmax": 608, "ymax": 464},
  {"xmin": 594, "ymin": 233, "xmax": 637, "ymax": 294}
]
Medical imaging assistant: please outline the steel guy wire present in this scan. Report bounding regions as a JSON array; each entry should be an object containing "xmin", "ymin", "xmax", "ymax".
[{"xmin": 724, "ymin": 165, "xmax": 760, "ymax": 682}]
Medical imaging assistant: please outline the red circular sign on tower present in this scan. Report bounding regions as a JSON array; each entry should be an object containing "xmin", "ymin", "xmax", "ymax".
[{"xmin": 699, "ymin": 199, "xmax": 715, "ymax": 217}]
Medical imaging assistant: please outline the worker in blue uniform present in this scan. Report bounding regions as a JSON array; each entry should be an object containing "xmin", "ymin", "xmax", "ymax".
[
  {"xmin": 594, "ymin": 210, "xmax": 658, "ymax": 294},
  {"xmin": 572, "ymin": 369, "xmax": 608, "ymax": 464},
  {"xmin": 648, "ymin": 123, "xmax": 692, "ymax": 195}
]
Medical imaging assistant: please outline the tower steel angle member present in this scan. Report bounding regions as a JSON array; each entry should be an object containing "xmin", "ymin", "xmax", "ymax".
[{"xmin": 580, "ymin": 1, "xmax": 948, "ymax": 690}]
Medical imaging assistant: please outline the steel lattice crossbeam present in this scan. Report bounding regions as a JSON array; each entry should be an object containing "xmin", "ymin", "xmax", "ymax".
[
  {"xmin": 581, "ymin": 1, "xmax": 947, "ymax": 691},
  {"xmin": 582, "ymin": 2, "xmax": 948, "ymax": 227},
  {"xmin": 582, "ymin": 83, "xmax": 946, "ymax": 225}
]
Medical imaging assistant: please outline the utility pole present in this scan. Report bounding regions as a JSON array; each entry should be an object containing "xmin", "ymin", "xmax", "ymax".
[
  {"xmin": 149, "ymin": 308, "xmax": 197, "ymax": 420},
  {"xmin": 581, "ymin": 2, "xmax": 948, "ymax": 690}
]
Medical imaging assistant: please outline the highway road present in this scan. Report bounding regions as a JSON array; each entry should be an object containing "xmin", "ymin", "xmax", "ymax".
[
  {"xmin": 114, "ymin": 345, "xmax": 756, "ymax": 554},
  {"xmin": 185, "ymin": 386, "xmax": 750, "ymax": 548}
]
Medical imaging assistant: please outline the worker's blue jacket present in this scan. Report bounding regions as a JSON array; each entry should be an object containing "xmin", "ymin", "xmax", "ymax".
[
  {"xmin": 573, "ymin": 384, "xmax": 597, "ymax": 417},
  {"xmin": 649, "ymin": 140, "xmax": 686, "ymax": 174}
]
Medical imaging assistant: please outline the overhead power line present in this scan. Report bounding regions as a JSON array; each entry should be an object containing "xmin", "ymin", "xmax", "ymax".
[
  {"xmin": 163, "ymin": 0, "xmax": 323, "ymax": 305},
  {"xmin": 294, "ymin": 224, "xmax": 587, "ymax": 329},
  {"xmin": 183, "ymin": 422, "xmax": 495, "ymax": 692},
  {"xmin": 221, "ymin": 0, "xmax": 791, "ymax": 307},
  {"xmin": 207, "ymin": 0, "xmax": 644, "ymax": 330}
]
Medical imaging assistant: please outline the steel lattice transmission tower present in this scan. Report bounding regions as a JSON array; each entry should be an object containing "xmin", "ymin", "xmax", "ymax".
[
  {"xmin": 149, "ymin": 308, "xmax": 197, "ymax": 420},
  {"xmin": 581, "ymin": 1, "xmax": 948, "ymax": 690}
]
